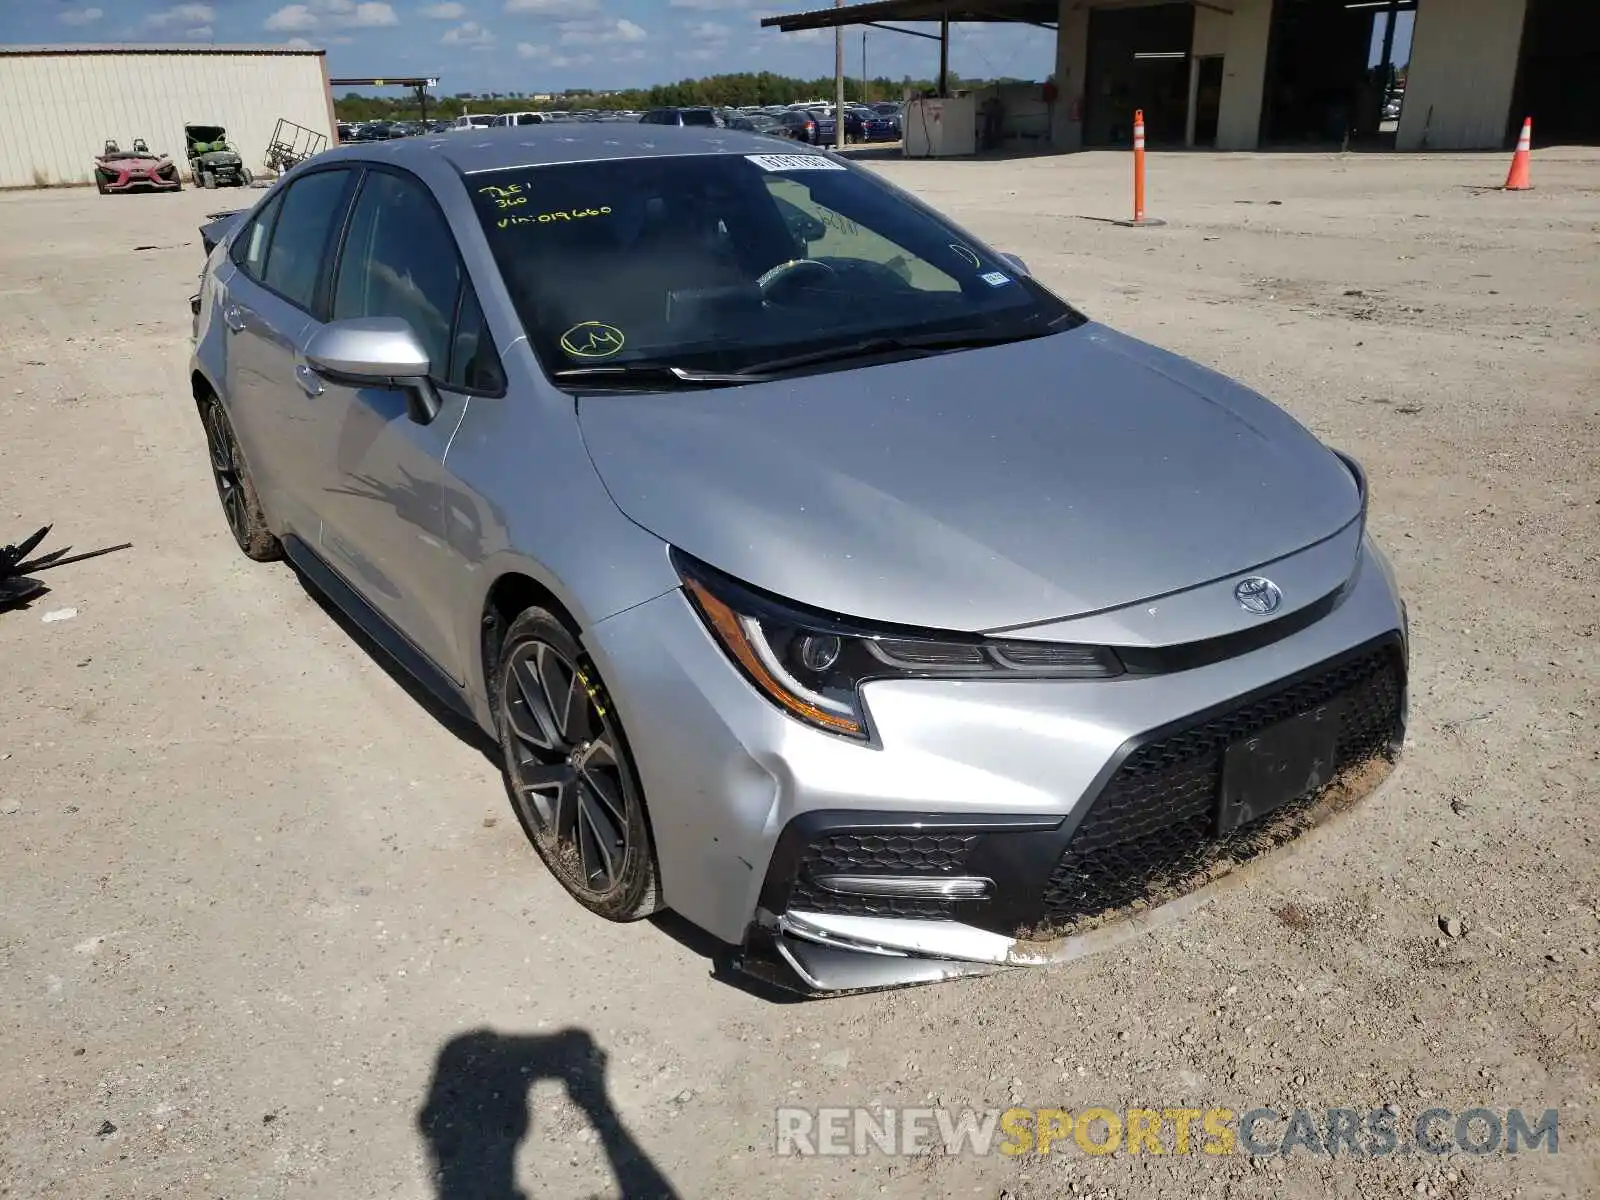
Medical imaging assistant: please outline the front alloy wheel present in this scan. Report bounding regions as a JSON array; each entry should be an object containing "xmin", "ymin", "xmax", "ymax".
[{"xmin": 495, "ymin": 608, "xmax": 660, "ymax": 921}]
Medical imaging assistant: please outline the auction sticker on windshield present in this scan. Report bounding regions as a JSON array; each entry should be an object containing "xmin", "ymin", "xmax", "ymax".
[{"xmin": 746, "ymin": 154, "xmax": 847, "ymax": 172}]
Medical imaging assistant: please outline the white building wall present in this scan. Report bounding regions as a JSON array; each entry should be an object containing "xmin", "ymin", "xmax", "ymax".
[
  {"xmin": 0, "ymin": 49, "xmax": 334, "ymax": 188},
  {"xmin": 1397, "ymin": 0, "xmax": 1528, "ymax": 150}
]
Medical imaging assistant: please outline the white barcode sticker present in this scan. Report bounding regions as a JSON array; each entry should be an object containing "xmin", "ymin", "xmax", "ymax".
[
  {"xmin": 745, "ymin": 153, "xmax": 847, "ymax": 172},
  {"xmin": 981, "ymin": 271, "xmax": 1013, "ymax": 287}
]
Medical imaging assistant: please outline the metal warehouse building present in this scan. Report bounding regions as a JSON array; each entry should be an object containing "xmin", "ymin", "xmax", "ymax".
[
  {"xmin": 0, "ymin": 44, "xmax": 336, "ymax": 189},
  {"xmin": 764, "ymin": 0, "xmax": 1598, "ymax": 152}
]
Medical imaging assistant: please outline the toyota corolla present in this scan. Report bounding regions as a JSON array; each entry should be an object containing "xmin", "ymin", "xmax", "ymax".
[{"xmin": 189, "ymin": 127, "xmax": 1408, "ymax": 993}]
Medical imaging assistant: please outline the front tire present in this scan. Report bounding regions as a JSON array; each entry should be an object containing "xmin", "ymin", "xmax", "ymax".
[
  {"xmin": 202, "ymin": 171, "xmax": 216, "ymax": 189},
  {"xmin": 200, "ymin": 394, "xmax": 280, "ymax": 561},
  {"xmin": 492, "ymin": 608, "xmax": 661, "ymax": 921}
]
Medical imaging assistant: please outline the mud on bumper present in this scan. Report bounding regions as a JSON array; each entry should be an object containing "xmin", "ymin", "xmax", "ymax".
[{"xmin": 734, "ymin": 634, "xmax": 1407, "ymax": 995}]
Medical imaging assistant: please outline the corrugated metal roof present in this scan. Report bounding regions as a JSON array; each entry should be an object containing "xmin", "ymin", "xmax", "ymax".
[
  {"xmin": 761, "ymin": 0, "xmax": 1056, "ymax": 32},
  {"xmin": 0, "ymin": 44, "xmax": 325, "ymax": 56}
]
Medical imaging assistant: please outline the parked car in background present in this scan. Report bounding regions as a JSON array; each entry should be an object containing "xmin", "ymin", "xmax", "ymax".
[
  {"xmin": 772, "ymin": 109, "xmax": 820, "ymax": 143},
  {"xmin": 448, "ymin": 114, "xmax": 496, "ymax": 133},
  {"xmin": 491, "ymin": 111, "xmax": 547, "ymax": 127},
  {"xmin": 846, "ymin": 106, "xmax": 900, "ymax": 142},
  {"xmin": 640, "ymin": 107, "xmax": 724, "ymax": 128}
]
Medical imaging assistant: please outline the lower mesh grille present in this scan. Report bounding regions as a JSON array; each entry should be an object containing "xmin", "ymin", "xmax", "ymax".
[
  {"xmin": 1039, "ymin": 644, "xmax": 1404, "ymax": 930},
  {"xmin": 789, "ymin": 831, "xmax": 976, "ymax": 919}
]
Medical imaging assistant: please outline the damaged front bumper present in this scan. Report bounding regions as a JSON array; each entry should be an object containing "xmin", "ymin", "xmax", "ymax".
[{"xmin": 738, "ymin": 753, "xmax": 1404, "ymax": 995}]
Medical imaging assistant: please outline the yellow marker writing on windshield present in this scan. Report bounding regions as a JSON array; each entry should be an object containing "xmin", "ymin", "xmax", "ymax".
[{"xmin": 559, "ymin": 322, "xmax": 625, "ymax": 359}]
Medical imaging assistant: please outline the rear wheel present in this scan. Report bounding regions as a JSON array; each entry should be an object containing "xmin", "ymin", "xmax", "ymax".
[
  {"xmin": 492, "ymin": 608, "xmax": 661, "ymax": 921},
  {"xmin": 200, "ymin": 394, "xmax": 280, "ymax": 561}
]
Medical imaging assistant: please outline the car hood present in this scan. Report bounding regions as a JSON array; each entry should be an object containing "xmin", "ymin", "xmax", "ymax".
[{"xmin": 577, "ymin": 323, "xmax": 1362, "ymax": 633}]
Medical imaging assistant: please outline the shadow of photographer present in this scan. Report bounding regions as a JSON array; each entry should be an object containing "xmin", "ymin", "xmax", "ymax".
[{"xmin": 418, "ymin": 1026, "xmax": 679, "ymax": 1200}]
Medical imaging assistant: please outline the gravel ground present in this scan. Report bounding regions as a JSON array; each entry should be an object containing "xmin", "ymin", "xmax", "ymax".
[{"xmin": 1, "ymin": 147, "xmax": 1596, "ymax": 1200}]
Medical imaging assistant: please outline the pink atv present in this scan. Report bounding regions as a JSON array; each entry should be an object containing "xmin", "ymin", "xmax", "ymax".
[{"xmin": 94, "ymin": 139, "xmax": 182, "ymax": 194}]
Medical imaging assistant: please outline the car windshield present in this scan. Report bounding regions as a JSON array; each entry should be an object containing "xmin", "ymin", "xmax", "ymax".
[{"xmin": 470, "ymin": 152, "xmax": 1080, "ymax": 379}]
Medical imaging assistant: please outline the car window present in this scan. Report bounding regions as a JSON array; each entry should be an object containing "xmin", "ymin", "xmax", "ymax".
[
  {"xmin": 682, "ymin": 109, "xmax": 716, "ymax": 127},
  {"xmin": 260, "ymin": 169, "xmax": 356, "ymax": 311},
  {"xmin": 332, "ymin": 169, "xmax": 498, "ymax": 389},
  {"xmin": 449, "ymin": 286, "xmax": 505, "ymax": 392},
  {"xmin": 469, "ymin": 154, "xmax": 1077, "ymax": 378},
  {"xmin": 230, "ymin": 192, "xmax": 283, "ymax": 280},
  {"xmin": 491, "ymin": 115, "xmax": 507, "ymax": 127},
  {"xmin": 516, "ymin": 113, "xmax": 542, "ymax": 126}
]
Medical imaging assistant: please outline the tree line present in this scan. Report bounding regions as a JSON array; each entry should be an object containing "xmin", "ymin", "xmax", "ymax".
[{"xmin": 332, "ymin": 69, "xmax": 999, "ymax": 121}]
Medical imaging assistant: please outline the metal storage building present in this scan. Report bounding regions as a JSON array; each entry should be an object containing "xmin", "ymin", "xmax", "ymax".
[{"xmin": 0, "ymin": 44, "xmax": 336, "ymax": 189}]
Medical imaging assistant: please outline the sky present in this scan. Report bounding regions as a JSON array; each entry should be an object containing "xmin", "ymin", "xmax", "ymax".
[{"xmin": 11, "ymin": 1, "xmax": 1058, "ymax": 94}]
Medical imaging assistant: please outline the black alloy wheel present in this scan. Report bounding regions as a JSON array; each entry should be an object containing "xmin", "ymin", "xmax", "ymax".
[
  {"xmin": 495, "ymin": 608, "xmax": 660, "ymax": 920},
  {"xmin": 200, "ymin": 395, "xmax": 280, "ymax": 561}
]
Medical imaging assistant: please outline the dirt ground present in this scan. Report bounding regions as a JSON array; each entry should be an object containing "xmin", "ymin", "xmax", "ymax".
[{"xmin": 1, "ymin": 147, "xmax": 1596, "ymax": 1200}]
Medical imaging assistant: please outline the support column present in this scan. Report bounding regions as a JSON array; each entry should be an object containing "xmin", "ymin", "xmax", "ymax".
[
  {"xmin": 939, "ymin": 8, "xmax": 950, "ymax": 95},
  {"xmin": 1051, "ymin": 0, "xmax": 1088, "ymax": 150}
]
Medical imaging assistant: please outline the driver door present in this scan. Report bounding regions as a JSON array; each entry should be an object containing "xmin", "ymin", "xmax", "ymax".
[{"xmin": 311, "ymin": 166, "xmax": 506, "ymax": 681}]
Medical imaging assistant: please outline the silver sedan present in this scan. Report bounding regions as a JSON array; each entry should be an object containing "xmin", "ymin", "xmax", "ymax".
[{"xmin": 189, "ymin": 127, "xmax": 1408, "ymax": 994}]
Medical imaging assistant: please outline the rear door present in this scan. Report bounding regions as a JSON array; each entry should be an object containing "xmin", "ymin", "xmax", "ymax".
[
  {"xmin": 222, "ymin": 167, "xmax": 360, "ymax": 538},
  {"xmin": 312, "ymin": 166, "xmax": 506, "ymax": 678},
  {"xmin": 216, "ymin": 170, "xmax": 356, "ymax": 537}
]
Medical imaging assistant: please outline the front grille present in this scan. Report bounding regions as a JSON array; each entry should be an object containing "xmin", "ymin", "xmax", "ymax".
[
  {"xmin": 1040, "ymin": 644, "xmax": 1404, "ymax": 930},
  {"xmin": 789, "ymin": 831, "xmax": 976, "ymax": 919}
]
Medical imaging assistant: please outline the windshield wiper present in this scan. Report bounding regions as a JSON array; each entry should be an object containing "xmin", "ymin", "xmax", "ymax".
[
  {"xmin": 735, "ymin": 328, "xmax": 1053, "ymax": 376},
  {"xmin": 552, "ymin": 362, "xmax": 758, "ymax": 388}
]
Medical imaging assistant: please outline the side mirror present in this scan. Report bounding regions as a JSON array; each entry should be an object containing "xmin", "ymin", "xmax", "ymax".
[
  {"xmin": 303, "ymin": 317, "xmax": 441, "ymax": 424},
  {"xmin": 997, "ymin": 251, "xmax": 1032, "ymax": 277}
]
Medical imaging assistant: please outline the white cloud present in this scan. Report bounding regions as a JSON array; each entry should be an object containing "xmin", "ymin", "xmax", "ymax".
[
  {"xmin": 265, "ymin": 0, "xmax": 397, "ymax": 31},
  {"xmin": 419, "ymin": 1, "xmax": 465, "ymax": 15},
  {"xmin": 186, "ymin": 24, "xmax": 214, "ymax": 37},
  {"xmin": 59, "ymin": 6, "xmax": 104, "ymax": 25},
  {"xmin": 145, "ymin": 3, "xmax": 215, "ymax": 27},
  {"xmin": 265, "ymin": 4, "xmax": 317, "ymax": 30},
  {"xmin": 441, "ymin": 19, "xmax": 493, "ymax": 47},
  {"xmin": 553, "ymin": 15, "xmax": 647, "ymax": 45},
  {"xmin": 515, "ymin": 42, "xmax": 594, "ymax": 68},
  {"xmin": 282, "ymin": 35, "xmax": 317, "ymax": 48},
  {"xmin": 671, "ymin": 0, "xmax": 751, "ymax": 8},
  {"xmin": 505, "ymin": 0, "xmax": 598, "ymax": 14},
  {"xmin": 685, "ymin": 20, "xmax": 730, "ymax": 39}
]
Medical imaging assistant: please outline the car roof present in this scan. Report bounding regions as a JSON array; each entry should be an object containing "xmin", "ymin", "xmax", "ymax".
[{"xmin": 312, "ymin": 123, "xmax": 805, "ymax": 174}]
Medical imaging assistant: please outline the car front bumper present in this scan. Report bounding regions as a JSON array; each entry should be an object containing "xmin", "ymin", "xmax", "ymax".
[
  {"xmin": 587, "ymin": 537, "xmax": 1408, "ymax": 994},
  {"xmin": 106, "ymin": 171, "xmax": 179, "ymax": 191}
]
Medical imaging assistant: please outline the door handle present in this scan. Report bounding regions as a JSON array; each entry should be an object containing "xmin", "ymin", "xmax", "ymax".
[
  {"xmin": 294, "ymin": 363, "xmax": 325, "ymax": 397},
  {"xmin": 222, "ymin": 304, "xmax": 247, "ymax": 333}
]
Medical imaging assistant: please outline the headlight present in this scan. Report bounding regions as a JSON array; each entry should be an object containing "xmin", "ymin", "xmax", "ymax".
[{"xmin": 674, "ymin": 550, "xmax": 1122, "ymax": 741}]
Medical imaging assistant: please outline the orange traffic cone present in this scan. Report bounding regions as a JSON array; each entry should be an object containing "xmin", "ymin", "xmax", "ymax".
[{"xmin": 1503, "ymin": 116, "xmax": 1532, "ymax": 190}]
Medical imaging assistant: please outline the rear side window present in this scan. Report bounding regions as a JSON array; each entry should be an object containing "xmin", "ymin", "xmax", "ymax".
[
  {"xmin": 261, "ymin": 169, "xmax": 356, "ymax": 310},
  {"xmin": 682, "ymin": 110, "xmax": 716, "ymax": 127},
  {"xmin": 516, "ymin": 113, "xmax": 542, "ymax": 126},
  {"xmin": 230, "ymin": 193, "xmax": 282, "ymax": 280}
]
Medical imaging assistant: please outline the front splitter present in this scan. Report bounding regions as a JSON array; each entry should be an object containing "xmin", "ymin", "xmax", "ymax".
[{"xmin": 736, "ymin": 758, "xmax": 1405, "ymax": 996}]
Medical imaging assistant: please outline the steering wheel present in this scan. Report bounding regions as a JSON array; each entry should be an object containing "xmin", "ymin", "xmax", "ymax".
[{"xmin": 757, "ymin": 257, "xmax": 837, "ymax": 302}]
